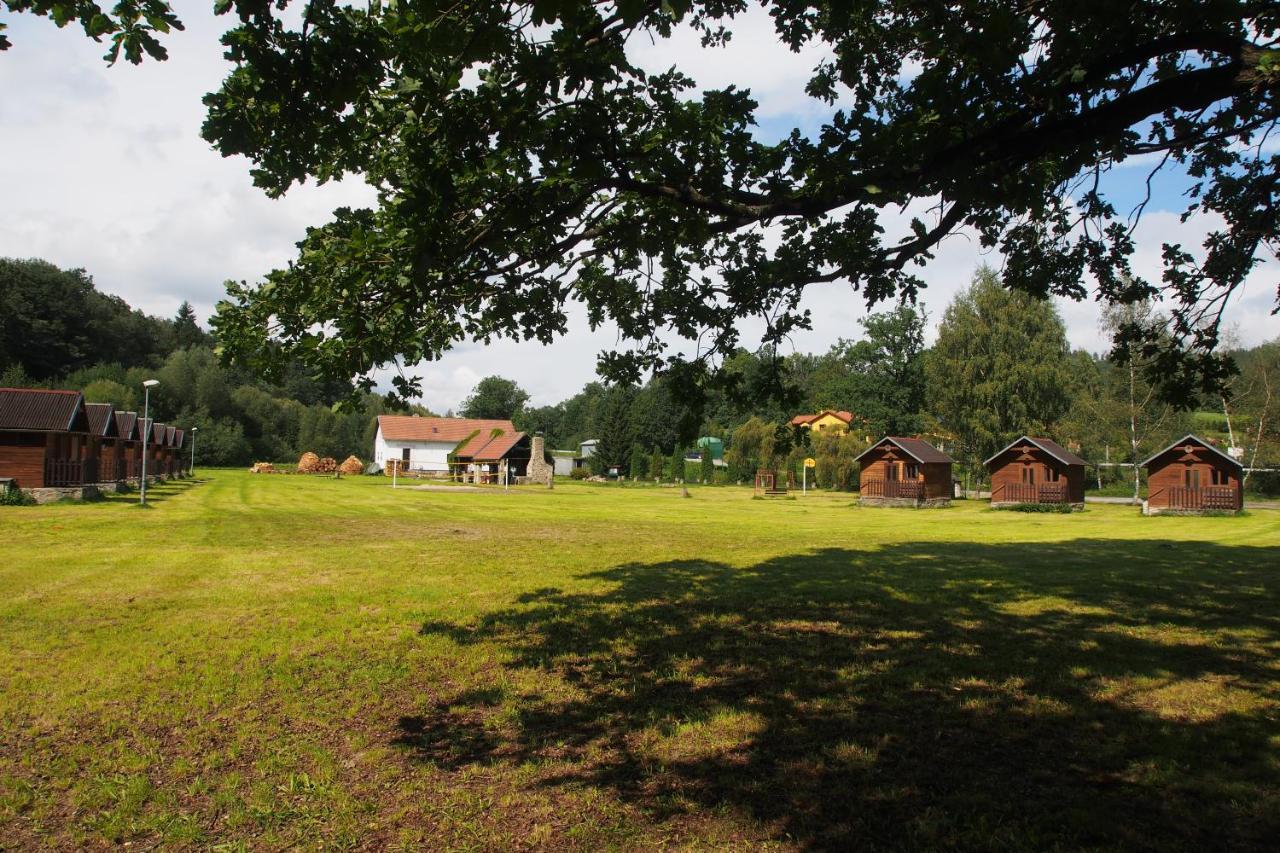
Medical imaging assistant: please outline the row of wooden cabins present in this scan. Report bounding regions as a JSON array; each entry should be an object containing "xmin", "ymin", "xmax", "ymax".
[
  {"xmin": 0, "ymin": 388, "xmax": 189, "ymax": 502},
  {"xmin": 855, "ymin": 433, "xmax": 1243, "ymax": 514}
]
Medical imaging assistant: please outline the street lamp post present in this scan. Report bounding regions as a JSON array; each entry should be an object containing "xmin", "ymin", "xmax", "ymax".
[
  {"xmin": 139, "ymin": 379, "xmax": 159, "ymax": 506},
  {"xmin": 189, "ymin": 426, "xmax": 198, "ymax": 478}
]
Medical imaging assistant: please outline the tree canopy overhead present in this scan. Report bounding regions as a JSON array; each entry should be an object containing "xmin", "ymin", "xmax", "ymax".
[{"xmin": 9, "ymin": 1, "xmax": 1280, "ymax": 404}]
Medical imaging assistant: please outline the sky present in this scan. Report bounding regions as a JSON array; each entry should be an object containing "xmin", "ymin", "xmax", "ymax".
[{"xmin": 1, "ymin": 4, "xmax": 1276, "ymax": 412}]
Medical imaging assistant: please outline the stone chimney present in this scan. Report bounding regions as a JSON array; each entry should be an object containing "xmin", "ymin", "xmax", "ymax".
[{"xmin": 526, "ymin": 433, "xmax": 554, "ymax": 486}]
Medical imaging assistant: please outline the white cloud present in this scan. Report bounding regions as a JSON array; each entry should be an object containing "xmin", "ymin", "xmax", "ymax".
[{"xmin": 0, "ymin": 6, "xmax": 1274, "ymax": 416}]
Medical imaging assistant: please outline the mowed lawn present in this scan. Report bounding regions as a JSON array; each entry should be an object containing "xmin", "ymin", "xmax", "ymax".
[{"xmin": 1, "ymin": 472, "xmax": 1278, "ymax": 850}]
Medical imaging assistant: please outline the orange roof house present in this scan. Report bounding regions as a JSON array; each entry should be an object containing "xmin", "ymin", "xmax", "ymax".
[
  {"xmin": 789, "ymin": 410, "xmax": 856, "ymax": 432},
  {"xmin": 373, "ymin": 415, "xmax": 519, "ymax": 475}
]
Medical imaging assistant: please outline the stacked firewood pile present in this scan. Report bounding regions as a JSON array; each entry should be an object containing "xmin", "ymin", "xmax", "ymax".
[
  {"xmin": 315, "ymin": 457, "xmax": 338, "ymax": 474},
  {"xmin": 338, "ymin": 455, "xmax": 364, "ymax": 476},
  {"xmin": 296, "ymin": 452, "xmax": 321, "ymax": 473},
  {"xmin": 249, "ymin": 462, "xmax": 275, "ymax": 474}
]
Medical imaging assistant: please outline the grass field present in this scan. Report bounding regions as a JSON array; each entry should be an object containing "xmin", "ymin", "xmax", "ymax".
[{"xmin": 2, "ymin": 471, "xmax": 1278, "ymax": 850}]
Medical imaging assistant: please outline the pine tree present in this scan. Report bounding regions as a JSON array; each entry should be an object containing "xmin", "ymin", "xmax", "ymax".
[
  {"xmin": 700, "ymin": 445, "xmax": 714, "ymax": 483},
  {"xmin": 629, "ymin": 444, "xmax": 648, "ymax": 479},
  {"xmin": 669, "ymin": 447, "xmax": 685, "ymax": 483},
  {"xmin": 648, "ymin": 447, "xmax": 664, "ymax": 481}
]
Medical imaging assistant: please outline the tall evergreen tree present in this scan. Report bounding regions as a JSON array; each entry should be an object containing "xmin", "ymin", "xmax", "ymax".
[{"xmin": 926, "ymin": 267, "xmax": 1074, "ymax": 476}]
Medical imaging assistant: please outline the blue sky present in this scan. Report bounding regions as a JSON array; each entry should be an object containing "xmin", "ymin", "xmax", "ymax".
[{"xmin": 1, "ymin": 4, "xmax": 1275, "ymax": 411}]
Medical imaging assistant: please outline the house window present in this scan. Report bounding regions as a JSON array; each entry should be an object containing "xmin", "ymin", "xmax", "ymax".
[
  {"xmin": 904, "ymin": 463, "xmax": 919, "ymax": 480},
  {"xmin": 1184, "ymin": 468, "xmax": 1201, "ymax": 489},
  {"xmin": 1021, "ymin": 465, "xmax": 1035, "ymax": 485},
  {"xmin": 1045, "ymin": 467, "xmax": 1060, "ymax": 482},
  {"xmin": 1211, "ymin": 468, "xmax": 1228, "ymax": 486},
  {"xmin": 401, "ymin": 448, "xmax": 411, "ymax": 464}
]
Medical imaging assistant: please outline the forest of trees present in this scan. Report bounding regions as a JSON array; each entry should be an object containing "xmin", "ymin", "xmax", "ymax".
[
  {"xmin": 2, "ymin": 259, "xmax": 1276, "ymax": 493},
  {"xmin": 0, "ymin": 258, "xmax": 424, "ymax": 467}
]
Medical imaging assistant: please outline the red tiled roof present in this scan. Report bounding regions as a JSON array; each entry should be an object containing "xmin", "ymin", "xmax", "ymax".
[
  {"xmin": 0, "ymin": 387, "xmax": 90, "ymax": 432},
  {"xmin": 377, "ymin": 415, "xmax": 517, "ymax": 446},
  {"xmin": 85, "ymin": 402, "xmax": 119, "ymax": 437},
  {"xmin": 468, "ymin": 431, "xmax": 527, "ymax": 462},
  {"xmin": 790, "ymin": 410, "xmax": 855, "ymax": 426}
]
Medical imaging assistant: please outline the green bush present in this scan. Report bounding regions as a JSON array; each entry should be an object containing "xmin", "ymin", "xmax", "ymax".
[
  {"xmin": 0, "ymin": 488, "xmax": 35, "ymax": 506},
  {"xmin": 999, "ymin": 502, "xmax": 1076, "ymax": 513},
  {"xmin": 569, "ymin": 467, "xmax": 589, "ymax": 480}
]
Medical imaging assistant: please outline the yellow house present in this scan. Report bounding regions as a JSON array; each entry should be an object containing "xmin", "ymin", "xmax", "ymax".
[{"xmin": 790, "ymin": 410, "xmax": 855, "ymax": 433}]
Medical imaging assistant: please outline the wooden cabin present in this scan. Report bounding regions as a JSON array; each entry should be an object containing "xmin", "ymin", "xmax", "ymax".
[
  {"xmin": 856, "ymin": 437, "xmax": 954, "ymax": 507},
  {"xmin": 0, "ymin": 387, "xmax": 98, "ymax": 499},
  {"xmin": 1142, "ymin": 434, "xmax": 1243, "ymax": 514},
  {"xmin": 114, "ymin": 411, "xmax": 142, "ymax": 481},
  {"xmin": 84, "ymin": 402, "xmax": 122, "ymax": 487},
  {"xmin": 172, "ymin": 428, "xmax": 186, "ymax": 477},
  {"xmin": 986, "ymin": 436, "xmax": 1086, "ymax": 508},
  {"xmin": 163, "ymin": 425, "xmax": 178, "ymax": 477}
]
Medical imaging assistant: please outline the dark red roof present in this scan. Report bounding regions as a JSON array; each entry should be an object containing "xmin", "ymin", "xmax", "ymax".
[
  {"xmin": 172, "ymin": 428, "xmax": 185, "ymax": 449},
  {"xmin": 0, "ymin": 387, "xmax": 90, "ymax": 432},
  {"xmin": 984, "ymin": 436, "xmax": 1086, "ymax": 468},
  {"xmin": 164, "ymin": 425, "xmax": 177, "ymax": 447},
  {"xmin": 1141, "ymin": 434, "xmax": 1242, "ymax": 470},
  {"xmin": 85, "ymin": 402, "xmax": 119, "ymax": 438},
  {"xmin": 855, "ymin": 436, "xmax": 953, "ymax": 464},
  {"xmin": 114, "ymin": 411, "xmax": 140, "ymax": 442}
]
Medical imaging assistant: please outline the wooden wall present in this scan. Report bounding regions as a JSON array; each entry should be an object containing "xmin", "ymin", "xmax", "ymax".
[
  {"xmin": 989, "ymin": 448, "xmax": 1084, "ymax": 504},
  {"xmin": 1147, "ymin": 455, "xmax": 1242, "ymax": 510},
  {"xmin": 858, "ymin": 447, "xmax": 951, "ymax": 498},
  {"xmin": 0, "ymin": 442, "xmax": 47, "ymax": 488}
]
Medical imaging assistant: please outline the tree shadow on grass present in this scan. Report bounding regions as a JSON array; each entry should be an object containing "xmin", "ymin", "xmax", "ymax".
[
  {"xmin": 101, "ymin": 478, "xmax": 204, "ymax": 505},
  {"xmin": 403, "ymin": 539, "xmax": 1280, "ymax": 850}
]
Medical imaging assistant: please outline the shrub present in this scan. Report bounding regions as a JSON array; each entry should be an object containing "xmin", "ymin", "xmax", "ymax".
[
  {"xmin": 1000, "ymin": 502, "xmax": 1075, "ymax": 513},
  {"xmin": 0, "ymin": 488, "xmax": 35, "ymax": 506},
  {"xmin": 569, "ymin": 467, "xmax": 589, "ymax": 480},
  {"xmin": 700, "ymin": 448, "xmax": 714, "ymax": 483}
]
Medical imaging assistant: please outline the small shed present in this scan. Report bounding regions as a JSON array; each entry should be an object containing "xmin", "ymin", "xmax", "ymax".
[
  {"xmin": 457, "ymin": 430, "xmax": 532, "ymax": 484},
  {"xmin": 84, "ymin": 402, "xmax": 121, "ymax": 486},
  {"xmin": 1142, "ymin": 435, "xmax": 1243, "ymax": 514},
  {"xmin": 0, "ymin": 387, "xmax": 97, "ymax": 498},
  {"xmin": 115, "ymin": 411, "xmax": 142, "ymax": 480},
  {"xmin": 986, "ymin": 436, "xmax": 1086, "ymax": 508},
  {"xmin": 856, "ymin": 437, "xmax": 954, "ymax": 507}
]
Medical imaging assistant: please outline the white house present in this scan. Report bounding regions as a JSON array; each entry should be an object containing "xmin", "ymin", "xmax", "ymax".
[{"xmin": 373, "ymin": 415, "xmax": 517, "ymax": 473}]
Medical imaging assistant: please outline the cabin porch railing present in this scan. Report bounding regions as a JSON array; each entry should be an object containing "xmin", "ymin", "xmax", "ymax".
[
  {"xmin": 1167, "ymin": 486, "xmax": 1237, "ymax": 510},
  {"xmin": 45, "ymin": 458, "xmax": 96, "ymax": 487},
  {"xmin": 862, "ymin": 479, "xmax": 922, "ymax": 499},
  {"xmin": 1000, "ymin": 482, "xmax": 1068, "ymax": 504}
]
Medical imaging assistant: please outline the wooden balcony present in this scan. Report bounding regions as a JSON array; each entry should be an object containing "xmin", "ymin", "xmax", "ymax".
[
  {"xmin": 45, "ymin": 458, "xmax": 96, "ymax": 487},
  {"xmin": 1000, "ymin": 482, "xmax": 1067, "ymax": 504},
  {"xmin": 1167, "ymin": 486, "xmax": 1237, "ymax": 511},
  {"xmin": 862, "ymin": 479, "xmax": 922, "ymax": 500}
]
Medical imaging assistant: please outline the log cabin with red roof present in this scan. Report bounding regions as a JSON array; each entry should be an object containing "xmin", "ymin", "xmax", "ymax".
[
  {"xmin": 856, "ymin": 437, "xmax": 954, "ymax": 508},
  {"xmin": 1142, "ymin": 435, "xmax": 1243, "ymax": 514},
  {"xmin": 84, "ymin": 402, "xmax": 124, "ymax": 490},
  {"xmin": 113, "ymin": 410, "xmax": 142, "ymax": 481},
  {"xmin": 0, "ymin": 388, "xmax": 100, "ymax": 501},
  {"xmin": 986, "ymin": 436, "xmax": 1086, "ymax": 509}
]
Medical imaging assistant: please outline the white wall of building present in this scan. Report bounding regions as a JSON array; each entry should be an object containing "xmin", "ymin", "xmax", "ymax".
[{"xmin": 373, "ymin": 426, "xmax": 456, "ymax": 472}]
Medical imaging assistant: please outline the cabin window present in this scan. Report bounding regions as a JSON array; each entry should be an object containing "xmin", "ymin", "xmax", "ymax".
[
  {"xmin": 1184, "ymin": 468, "xmax": 1201, "ymax": 489},
  {"xmin": 904, "ymin": 463, "xmax": 919, "ymax": 480},
  {"xmin": 1211, "ymin": 468, "xmax": 1228, "ymax": 486},
  {"xmin": 401, "ymin": 448, "xmax": 411, "ymax": 463},
  {"xmin": 1021, "ymin": 465, "xmax": 1035, "ymax": 485},
  {"xmin": 886, "ymin": 462, "xmax": 899, "ymax": 481},
  {"xmin": 1045, "ymin": 467, "xmax": 1060, "ymax": 483}
]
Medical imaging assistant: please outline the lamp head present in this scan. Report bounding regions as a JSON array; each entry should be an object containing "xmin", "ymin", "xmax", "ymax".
[{"xmin": 142, "ymin": 379, "xmax": 159, "ymax": 388}]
